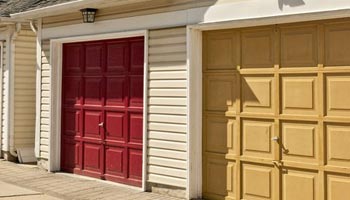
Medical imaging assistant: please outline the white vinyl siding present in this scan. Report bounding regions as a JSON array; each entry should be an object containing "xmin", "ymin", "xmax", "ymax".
[
  {"xmin": 1, "ymin": 41, "xmax": 7, "ymax": 151},
  {"xmin": 147, "ymin": 27, "xmax": 187, "ymax": 188},
  {"xmin": 13, "ymin": 29, "xmax": 36, "ymax": 148},
  {"xmin": 39, "ymin": 40, "xmax": 50, "ymax": 159}
]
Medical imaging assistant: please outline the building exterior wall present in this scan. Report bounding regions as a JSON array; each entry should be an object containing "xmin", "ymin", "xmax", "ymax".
[
  {"xmin": 147, "ymin": 27, "xmax": 188, "ymax": 188},
  {"xmin": 13, "ymin": 28, "xmax": 36, "ymax": 148},
  {"xmin": 39, "ymin": 39, "xmax": 50, "ymax": 160},
  {"xmin": 32, "ymin": 0, "xmax": 350, "ymax": 199}
]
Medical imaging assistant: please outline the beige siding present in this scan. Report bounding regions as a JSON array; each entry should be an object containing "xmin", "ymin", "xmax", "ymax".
[
  {"xmin": 13, "ymin": 29, "xmax": 36, "ymax": 148},
  {"xmin": 39, "ymin": 40, "xmax": 50, "ymax": 159},
  {"xmin": 147, "ymin": 27, "xmax": 187, "ymax": 188},
  {"xmin": 1, "ymin": 41, "xmax": 7, "ymax": 151}
]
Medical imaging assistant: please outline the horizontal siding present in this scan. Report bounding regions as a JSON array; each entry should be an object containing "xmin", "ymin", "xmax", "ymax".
[
  {"xmin": 13, "ymin": 29, "xmax": 36, "ymax": 148},
  {"xmin": 1, "ymin": 41, "xmax": 6, "ymax": 151},
  {"xmin": 39, "ymin": 40, "xmax": 50, "ymax": 159},
  {"xmin": 147, "ymin": 27, "xmax": 188, "ymax": 188}
]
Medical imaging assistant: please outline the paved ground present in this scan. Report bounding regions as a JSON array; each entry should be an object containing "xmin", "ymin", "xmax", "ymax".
[{"xmin": 0, "ymin": 160, "xmax": 182, "ymax": 200}]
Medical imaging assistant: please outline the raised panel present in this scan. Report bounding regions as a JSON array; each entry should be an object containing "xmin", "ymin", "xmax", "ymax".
[
  {"xmin": 83, "ymin": 143, "xmax": 101, "ymax": 172},
  {"xmin": 326, "ymin": 75, "xmax": 350, "ymax": 117},
  {"xmin": 242, "ymin": 76, "xmax": 274, "ymax": 114},
  {"xmin": 130, "ymin": 39, "xmax": 144, "ymax": 74},
  {"xmin": 325, "ymin": 22, "xmax": 350, "ymax": 66},
  {"xmin": 326, "ymin": 124, "xmax": 350, "ymax": 167},
  {"xmin": 281, "ymin": 122, "xmax": 317, "ymax": 163},
  {"xmin": 84, "ymin": 111, "xmax": 102, "ymax": 138},
  {"xmin": 203, "ymin": 154, "xmax": 227, "ymax": 198},
  {"xmin": 227, "ymin": 162, "xmax": 236, "ymax": 198},
  {"xmin": 106, "ymin": 76, "xmax": 126, "ymax": 107},
  {"xmin": 62, "ymin": 140, "xmax": 79, "ymax": 170},
  {"xmin": 242, "ymin": 120, "xmax": 274, "ymax": 159},
  {"xmin": 204, "ymin": 30, "xmax": 238, "ymax": 70},
  {"xmin": 327, "ymin": 174, "xmax": 350, "ymax": 200},
  {"xmin": 85, "ymin": 43, "xmax": 104, "ymax": 72},
  {"xmin": 129, "ymin": 113, "xmax": 143, "ymax": 144},
  {"xmin": 106, "ymin": 41, "xmax": 129, "ymax": 73},
  {"xmin": 282, "ymin": 170, "xmax": 317, "ymax": 200},
  {"xmin": 242, "ymin": 28, "xmax": 274, "ymax": 68},
  {"xmin": 63, "ymin": 77, "xmax": 81, "ymax": 105},
  {"xmin": 129, "ymin": 75, "xmax": 143, "ymax": 108},
  {"xmin": 281, "ymin": 75, "xmax": 318, "ymax": 115},
  {"xmin": 129, "ymin": 149, "xmax": 143, "ymax": 180},
  {"xmin": 205, "ymin": 74, "xmax": 236, "ymax": 112},
  {"xmin": 242, "ymin": 164, "xmax": 273, "ymax": 200},
  {"xmin": 105, "ymin": 112, "xmax": 125, "ymax": 141},
  {"xmin": 280, "ymin": 25, "xmax": 318, "ymax": 67},
  {"xmin": 84, "ymin": 77, "xmax": 103, "ymax": 105},
  {"xmin": 63, "ymin": 109, "xmax": 79, "ymax": 137},
  {"xmin": 204, "ymin": 114, "xmax": 228, "ymax": 154},
  {"xmin": 227, "ymin": 119, "xmax": 235, "ymax": 155},
  {"xmin": 105, "ymin": 147, "xmax": 125, "ymax": 177},
  {"xmin": 63, "ymin": 43, "xmax": 83, "ymax": 73}
]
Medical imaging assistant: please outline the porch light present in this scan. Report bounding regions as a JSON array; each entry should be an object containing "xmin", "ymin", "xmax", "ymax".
[{"xmin": 80, "ymin": 8, "xmax": 97, "ymax": 23}]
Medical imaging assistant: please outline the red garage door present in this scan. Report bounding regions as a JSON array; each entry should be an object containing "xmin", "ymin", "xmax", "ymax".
[{"xmin": 61, "ymin": 37, "xmax": 144, "ymax": 187}]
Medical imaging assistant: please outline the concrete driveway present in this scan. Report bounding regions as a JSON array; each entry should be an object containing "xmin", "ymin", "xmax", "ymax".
[{"xmin": 0, "ymin": 160, "xmax": 182, "ymax": 200}]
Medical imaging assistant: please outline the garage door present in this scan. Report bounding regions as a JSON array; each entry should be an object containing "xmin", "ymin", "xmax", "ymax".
[
  {"xmin": 203, "ymin": 19, "xmax": 350, "ymax": 200},
  {"xmin": 61, "ymin": 37, "xmax": 144, "ymax": 187}
]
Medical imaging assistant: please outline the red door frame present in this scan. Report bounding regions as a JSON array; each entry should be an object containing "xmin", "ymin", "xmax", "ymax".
[{"xmin": 60, "ymin": 36, "xmax": 144, "ymax": 187}]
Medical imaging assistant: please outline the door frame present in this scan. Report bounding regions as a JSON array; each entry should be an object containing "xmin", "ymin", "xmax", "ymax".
[
  {"xmin": 186, "ymin": 8, "xmax": 350, "ymax": 199},
  {"xmin": 48, "ymin": 30, "xmax": 149, "ymax": 191}
]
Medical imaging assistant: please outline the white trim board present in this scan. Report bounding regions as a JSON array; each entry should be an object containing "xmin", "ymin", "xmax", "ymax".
[
  {"xmin": 186, "ymin": 27, "xmax": 202, "ymax": 199},
  {"xmin": 49, "ymin": 30, "xmax": 148, "ymax": 191}
]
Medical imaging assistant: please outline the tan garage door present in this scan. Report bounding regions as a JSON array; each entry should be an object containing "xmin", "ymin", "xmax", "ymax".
[{"xmin": 203, "ymin": 19, "xmax": 350, "ymax": 200}]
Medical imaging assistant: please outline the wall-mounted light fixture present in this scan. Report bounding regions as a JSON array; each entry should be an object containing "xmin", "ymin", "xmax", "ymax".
[{"xmin": 80, "ymin": 8, "xmax": 97, "ymax": 23}]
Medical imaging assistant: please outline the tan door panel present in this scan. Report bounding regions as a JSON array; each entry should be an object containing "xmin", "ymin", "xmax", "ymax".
[{"xmin": 203, "ymin": 19, "xmax": 350, "ymax": 200}]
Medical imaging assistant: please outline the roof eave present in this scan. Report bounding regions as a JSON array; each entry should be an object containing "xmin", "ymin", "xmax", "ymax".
[{"xmin": 10, "ymin": 0, "xmax": 143, "ymax": 19}]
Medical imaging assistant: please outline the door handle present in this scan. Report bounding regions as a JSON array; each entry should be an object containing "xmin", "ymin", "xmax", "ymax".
[
  {"xmin": 271, "ymin": 136, "xmax": 279, "ymax": 142},
  {"xmin": 98, "ymin": 122, "xmax": 104, "ymax": 127}
]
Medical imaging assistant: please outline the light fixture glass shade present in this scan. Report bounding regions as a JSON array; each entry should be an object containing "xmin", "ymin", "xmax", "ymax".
[{"xmin": 80, "ymin": 8, "xmax": 97, "ymax": 23}]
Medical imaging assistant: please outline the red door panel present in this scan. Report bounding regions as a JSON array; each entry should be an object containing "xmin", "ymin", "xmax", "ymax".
[
  {"xmin": 61, "ymin": 37, "xmax": 144, "ymax": 187},
  {"xmin": 129, "ymin": 76, "xmax": 144, "ymax": 107},
  {"xmin": 62, "ymin": 77, "xmax": 81, "ymax": 105},
  {"xmin": 105, "ymin": 112, "xmax": 125, "ymax": 141},
  {"xmin": 129, "ymin": 113, "xmax": 143, "ymax": 143},
  {"xmin": 83, "ymin": 143, "xmax": 102, "ymax": 176},
  {"xmin": 128, "ymin": 149, "xmax": 143, "ymax": 180},
  {"xmin": 105, "ymin": 77, "xmax": 126, "ymax": 107},
  {"xmin": 84, "ymin": 78, "xmax": 104, "ymax": 105},
  {"xmin": 63, "ymin": 43, "xmax": 83, "ymax": 73},
  {"xmin": 85, "ymin": 43, "xmax": 105, "ymax": 73},
  {"xmin": 130, "ymin": 39, "xmax": 144, "ymax": 74},
  {"xmin": 62, "ymin": 109, "xmax": 79, "ymax": 137},
  {"xmin": 106, "ymin": 41, "xmax": 129, "ymax": 73},
  {"xmin": 105, "ymin": 147, "xmax": 125, "ymax": 177}
]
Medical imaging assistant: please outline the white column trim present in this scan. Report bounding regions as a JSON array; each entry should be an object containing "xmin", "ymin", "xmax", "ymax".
[{"xmin": 186, "ymin": 27, "xmax": 203, "ymax": 199}]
